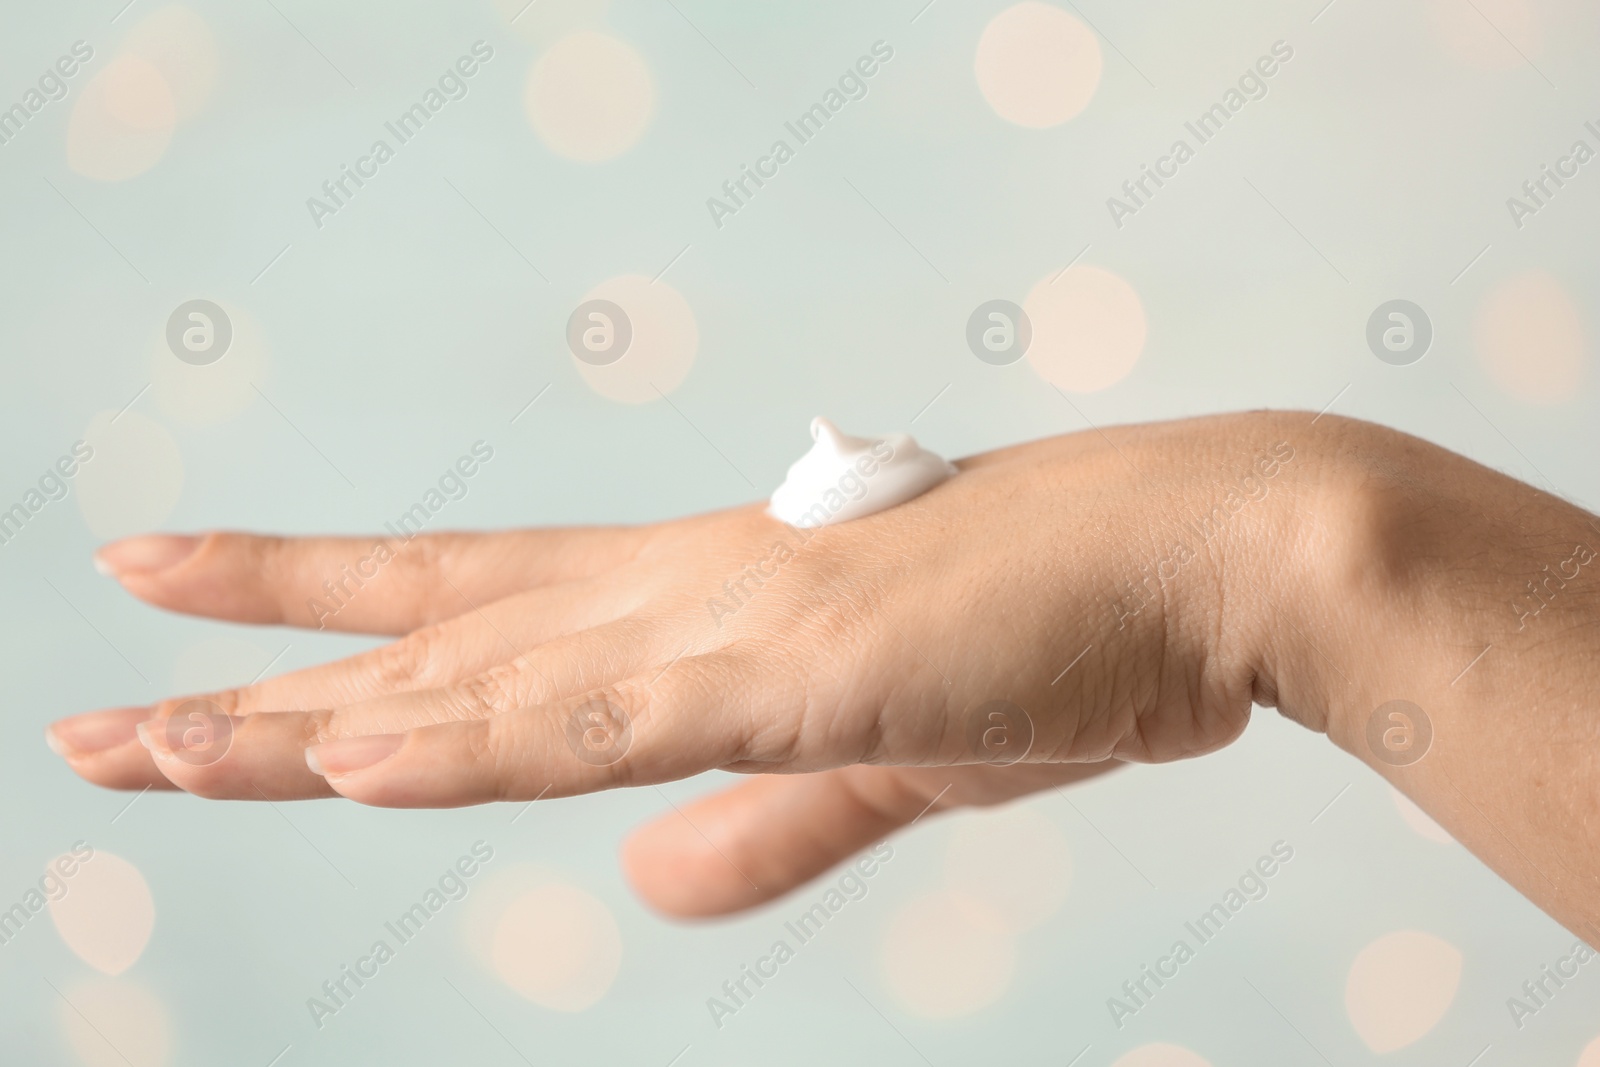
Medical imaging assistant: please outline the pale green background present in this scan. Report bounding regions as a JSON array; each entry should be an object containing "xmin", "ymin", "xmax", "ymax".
[{"xmin": 1, "ymin": 0, "xmax": 1598, "ymax": 1064}]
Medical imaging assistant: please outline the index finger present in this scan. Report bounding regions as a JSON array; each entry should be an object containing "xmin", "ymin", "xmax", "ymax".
[{"xmin": 95, "ymin": 527, "xmax": 648, "ymax": 634}]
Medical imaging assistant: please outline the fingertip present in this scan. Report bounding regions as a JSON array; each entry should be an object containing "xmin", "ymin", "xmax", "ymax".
[
  {"xmin": 620, "ymin": 805, "xmax": 769, "ymax": 919},
  {"xmin": 93, "ymin": 534, "xmax": 203, "ymax": 580},
  {"xmin": 48, "ymin": 706, "xmax": 151, "ymax": 758},
  {"xmin": 55, "ymin": 739, "xmax": 183, "ymax": 793},
  {"xmin": 619, "ymin": 820, "xmax": 716, "ymax": 919}
]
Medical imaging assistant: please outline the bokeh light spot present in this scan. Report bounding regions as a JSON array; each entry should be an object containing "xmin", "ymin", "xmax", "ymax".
[
  {"xmin": 975, "ymin": 2, "xmax": 1103, "ymax": 127},
  {"xmin": 572, "ymin": 274, "xmax": 698, "ymax": 403},
  {"xmin": 525, "ymin": 31, "xmax": 654, "ymax": 162},
  {"xmin": 1392, "ymin": 788, "xmax": 1454, "ymax": 844},
  {"xmin": 1426, "ymin": 0, "xmax": 1542, "ymax": 71},
  {"xmin": 1345, "ymin": 930, "xmax": 1463, "ymax": 1053},
  {"xmin": 76, "ymin": 410, "xmax": 185, "ymax": 540},
  {"xmin": 943, "ymin": 804, "xmax": 1071, "ymax": 933},
  {"xmin": 880, "ymin": 890, "xmax": 1015, "ymax": 1018},
  {"xmin": 1109, "ymin": 1044, "xmax": 1212, "ymax": 1067},
  {"xmin": 58, "ymin": 979, "xmax": 170, "ymax": 1067},
  {"xmin": 122, "ymin": 5, "xmax": 220, "ymax": 119},
  {"xmin": 151, "ymin": 300, "xmax": 268, "ymax": 426},
  {"xmin": 67, "ymin": 55, "xmax": 175, "ymax": 181},
  {"xmin": 1025, "ymin": 264, "xmax": 1147, "ymax": 392},
  {"xmin": 491, "ymin": 881, "xmax": 622, "ymax": 1011},
  {"xmin": 1475, "ymin": 269, "xmax": 1585, "ymax": 405},
  {"xmin": 48, "ymin": 851, "xmax": 155, "ymax": 977}
]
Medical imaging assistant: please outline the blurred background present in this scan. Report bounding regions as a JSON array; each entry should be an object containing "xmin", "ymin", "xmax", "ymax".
[{"xmin": 2, "ymin": 0, "xmax": 1598, "ymax": 1063}]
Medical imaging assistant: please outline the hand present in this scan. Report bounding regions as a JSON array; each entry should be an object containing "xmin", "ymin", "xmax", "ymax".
[
  {"xmin": 51, "ymin": 413, "xmax": 1289, "ymax": 912},
  {"xmin": 48, "ymin": 410, "xmax": 1600, "ymax": 936}
]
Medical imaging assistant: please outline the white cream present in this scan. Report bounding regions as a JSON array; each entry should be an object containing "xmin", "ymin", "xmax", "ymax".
[{"xmin": 768, "ymin": 417, "xmax": 957, "ymax": 528}]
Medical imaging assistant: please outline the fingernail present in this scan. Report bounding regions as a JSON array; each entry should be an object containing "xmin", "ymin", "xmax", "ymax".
[
  {"xmin": 135, "ymin": 719, "xmax": 174, "ymax": 761},
  {"xmin": 94, "ymin": 535, "xmax": 201, "ymax": 578},
  {"xmin": 306, "ymin": 734, "xmax": 404, "ymax": 777},
  {"xmin": 47, "ymin": 707, "xmax": 151, "ymax": 756}
]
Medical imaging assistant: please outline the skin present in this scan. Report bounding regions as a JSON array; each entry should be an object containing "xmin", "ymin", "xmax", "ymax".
[{"xmin": 45, "ymin": 411, "xmax": 1600, "ymax": 941}]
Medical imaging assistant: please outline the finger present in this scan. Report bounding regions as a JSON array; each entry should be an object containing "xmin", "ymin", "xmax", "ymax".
[
  {"xmin": 49, "ymin": 575, "xmax": 638, "ymax": 793},
  {"xmin": 307, "ymin": 658, "xmax": 755, "ymax": 808},
  {"xmin": 139, "ymin": 619, "xmax": 664, "ymax": 801},
  {"xmin": 621, "ymin": 762, "xmax": 1124, "ymax": 918},
  {"xmin": 94, "ymin": 527, "xmax": 648, "ymax": 634},
  {"xmin": 187, "ymin": 575, "xmax": 640, "ymax": 716},
  {"xmin": 139, "ymin": 711, "xmax": 337, "ymax": 800},
  {"xmin": 622, "ymin": 769, "xmax": 915, "ymax": 917},
  {"xmin": 46, "ymin": 708, "xmax": 180, "ymax": 793}
]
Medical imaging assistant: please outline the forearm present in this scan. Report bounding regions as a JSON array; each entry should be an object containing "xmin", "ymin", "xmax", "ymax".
[{"xmin": 1255, "ymin": 415, "xmax": 1600, "ymax": 940}]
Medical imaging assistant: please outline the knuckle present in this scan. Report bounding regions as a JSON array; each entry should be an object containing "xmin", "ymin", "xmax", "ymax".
[
  {"xmin": 152, "ymin": 688, "xmax": 241, "ymax": 720},
  {"xmin": 388, "ymin": 535, "xmax": 456, "ymax": 623},
  {"xmin": 300, "ymin": 708, "xmax": 339, "ymax": 745},
  {"xmin": 253, "ymin": 533, "xmax": 296, "ymax": 586},
  {"xmin": 476, "ymin": 718, "xmax": 517, "ymax": 801},
  {"xmin": 387, "ymin": 536, "xmax": 433, "ymax": 585},
  {"xmin": 370, "ymin": 628, "xmax": 443, "ymax": 691},
  {"xmin": 455, "ymin": 662, "xmax": 537, "ymax": 719}
]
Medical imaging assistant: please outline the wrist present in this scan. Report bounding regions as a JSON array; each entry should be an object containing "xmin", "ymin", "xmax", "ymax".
[{"xmin": 1216, "ymin": 413, "xmax": 1389, "ymax": 744}]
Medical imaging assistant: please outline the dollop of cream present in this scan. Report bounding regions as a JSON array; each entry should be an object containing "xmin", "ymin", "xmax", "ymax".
[{"xmin": 768, "ymin": 417, "xmax": 957, "ymax": 528}]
